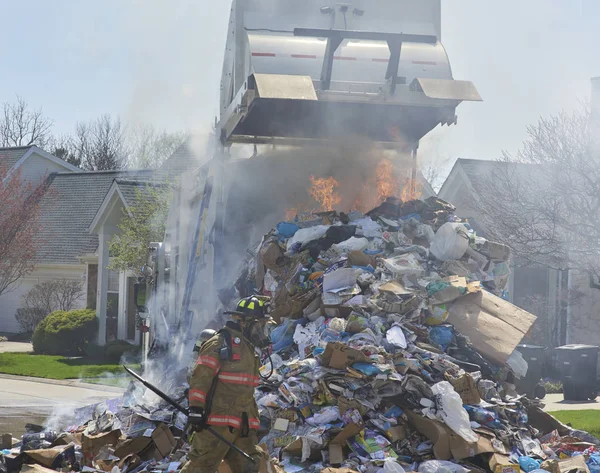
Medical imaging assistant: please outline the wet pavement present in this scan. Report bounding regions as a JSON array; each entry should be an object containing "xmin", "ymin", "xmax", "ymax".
[{"xmin": 0, "ymin": 375, "xmax": 123, "ymax": 437}]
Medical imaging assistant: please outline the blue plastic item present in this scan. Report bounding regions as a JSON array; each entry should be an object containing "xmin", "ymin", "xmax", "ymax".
[
  {"xmin": 587, "ymin": 454, "xmax": 600, "ymax": 473},
  {"xmin": 271, "ymin": 318, "xmax": 303, "ymax": 352},
  {"xmin": 277, "ymin": 222, "xmax": 300, "ymax": 238},
  {"xmin": 464, "ymin": 405, "xmax": 504, "ymax": 429},
  {"xmin": 518, "ymin": 456, "xmax": 541, "ymax": 473},
  {"xmin": 351, "ymin": 363, "xmax": 381, "ymax": 376},
  {"xmin": 429, "ymin": 325, "xmax": 454, "ymax": 352}
]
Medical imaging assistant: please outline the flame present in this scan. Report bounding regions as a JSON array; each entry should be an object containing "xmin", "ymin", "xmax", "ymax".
[
  {"xmin": 285, "ymin": 208, "xmax": 298, "ymax": 221},
  {"xmin": 376, "ymin": 158, "xmax": 399, "ymax": 201},
  {"xmin": 309, "ymin": 176, "xmax": 341, "ymax": 211},
  {"xmin": 400, "ymin": 177, "xmax": 424, "ymax": 201}
]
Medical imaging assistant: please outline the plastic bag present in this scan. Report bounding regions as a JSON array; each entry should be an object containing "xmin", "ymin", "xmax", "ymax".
[
  {"xmin": 429, "ymin": 325, "xmax": 454, "ymax": 352},
  {"xmin": 386, "ymin": 325, "xmax": 408, "ymax": 348},
  {"xmin": 519, "ymin": 456, "xmax": 542, "ymax": 473},
  {"xmin": 507, "ymin": 349, "xmax": 529, "ymax": 379},
  {"xmin": 306, "ymin": 406, "xmax": 340, "ymax": 426},
  {"xmin": 286, "ymin": 225, "xmax": 329, "ymax": 251},
  {"xmin": 332, "ymin": 237, "xmax": 369, "ymax": 253},
  {"xmin": 431, "ymin": 381, "xmax": 478, "ymax": 442},
  {"xmin": 418, "ymin": 460, "xmax": 469, "ymax": 473},
  {"xmin": 354, "ymin": 217, "xmax": 382, "ymax": 238},
  {"xmin": 430, "ymin": 223, "xmax": 469, "ymax": 261},
  {"xmin": 381, "ymin": 459, "xmax": 407, "ymax": 473}
]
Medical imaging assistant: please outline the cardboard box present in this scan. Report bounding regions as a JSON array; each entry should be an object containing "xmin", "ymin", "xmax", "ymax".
[
  {"xmin": 447, "ymin": 291, "xmax": 537, "ymax": 365},
  {"xmin": 113, "ymin": 424, "xmax": 176, "ymax": 462},
  {"xmin": 386, "ymin": 425, "xmax": 409, "ymax": 442},
  {"xmin": 322, "ymin": 343, "xmax": 370, "ymax": 370},
  {"xmin": 450, "ymin": 374, "xmax": 481, "ymax": 405},
  {"xmin": 82, "ymin": 429, "xmax": 122, "ymax": 466},
  {"xmin": 20, "ymin": 465, "xmax": 60, "ymax": 473},
  {"xmin": 338, "ymin": 397, "xmax": 367, "ymax": 416},
  {"xmin": 489, "ymin": 453, "xmax": 520, "ymax": 473},
  {"xmin": 406, "ymin": 411, "xmax": 495, "ymax": 460}
]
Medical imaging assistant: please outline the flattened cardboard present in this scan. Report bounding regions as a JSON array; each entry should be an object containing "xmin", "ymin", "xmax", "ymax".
[
  {"xmin": 450, "ymin": 374, "xmax": 481, "ymax": 405},
  {"xmin": 151, "ymin": 423, "xmax": 177, "ymax": 459},
  {"xmin": 331, "ymin": 423, "xmax": 364, "ymax": 445},
  {"xmin": 338, "ymin": 397, "xmax": 367, "ymax": 416},
  {"xmin": 526, "ymin": 405, "xmax": 570, "ymax": 436},
  {"xmin": 386, "ymin": 425, "xmax": 409, "ymax": 442},
  {"xmin": 447, "ymin": 291, "xmax": 537, "ymax": 365},
  {"xmin": 20, "ymin": 465, "xmax": 60, "ymax": 473},
  {"xmin": 329, "ymin": 443, "xmax": 344, "ymax": 465},
  {"xmin": 322, "ymin": 343, "xmax": 370, "ymax": 370},
  {"xmin": 430, "ymin": 276, "xmax": 481, "ymax": 305},
  {"xmin": 406, "ymin": 411, "xmax": 495, "ymax": 460},
  {"xmin": 541, "ymin": 455, "xmax": 590, "ymax": 473},
  {"xmin": 23, "ymin": 445, "xmax": 71, "ymax": 468}
]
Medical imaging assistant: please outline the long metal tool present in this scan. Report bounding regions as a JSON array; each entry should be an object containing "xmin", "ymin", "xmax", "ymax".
[{"xmin": 123, "ymin": 365, "xmax": 256, "ymax": 463}]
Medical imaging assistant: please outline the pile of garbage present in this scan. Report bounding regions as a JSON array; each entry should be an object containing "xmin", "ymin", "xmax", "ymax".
[{"xmin": 2, "ymin": 196, "xmax": 600, "ymax": 473}]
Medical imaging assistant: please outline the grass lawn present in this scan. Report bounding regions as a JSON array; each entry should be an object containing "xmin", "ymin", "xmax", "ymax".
[
  {"xmin": 0, "ymin": 352, "xmax": 135, "ymax": 381},
  {"xmin": 549, "ymin": 410, "xmax": 600, "ymax": 438}
]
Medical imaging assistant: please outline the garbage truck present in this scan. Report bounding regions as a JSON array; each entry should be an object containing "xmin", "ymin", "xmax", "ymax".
[{"xmin": 140, "ymin": 0, "xmax": 481, "ymax": 355}]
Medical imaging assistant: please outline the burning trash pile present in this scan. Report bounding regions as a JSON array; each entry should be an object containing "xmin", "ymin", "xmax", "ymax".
[{"xmin": 2, "ymin": 196, "xmax": 600, "ymax": 473}]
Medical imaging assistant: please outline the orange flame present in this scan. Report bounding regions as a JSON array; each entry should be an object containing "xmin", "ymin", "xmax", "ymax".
[
  {"xmin": 309, "ymin": 176, "xmax": 341, "ymax": 211},
  {"xmin": 376, "ymin": 158, "xmax": 399, "ymax": 202},
  {"xmin": 400, "ymin": 177, "xmax": 424, "ymax": 201}
]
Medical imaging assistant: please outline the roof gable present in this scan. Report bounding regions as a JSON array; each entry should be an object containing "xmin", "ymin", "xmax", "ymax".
[
  {"xmin": 0, "ymin": 145, "xmax": 80, "ymax": 176},
  {"xmin": 35, "ymin": 169, "xmax": 156, "ymax": 265}
]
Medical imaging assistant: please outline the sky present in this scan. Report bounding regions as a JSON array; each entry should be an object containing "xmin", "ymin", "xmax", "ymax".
[{"xmin": 0, "ymin": 0, "xmax": 598, "ymax": 163}]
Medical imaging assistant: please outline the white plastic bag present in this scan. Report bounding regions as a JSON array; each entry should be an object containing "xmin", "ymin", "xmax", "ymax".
[
  {"xmin": 287, "ymin": 225, "xmax": 329, "ymax": 250},
  {"xmin": 332, "ymin": 236, "xmax": 369, "ymax": 253},
  {"xmin": 386, "ymin": 325, "xmax": 408, "ymax": 349},
  {"xmin": 430, "ymin": 223, "xmax": 470, "ymax": 261},
  {"xmin": 378, "ymin": 459, "xmax": 407, "ymax": 473},
  {"xmin": 306, "ymin": 406, "xmax": 340, "ymax": 426},
  {"xmin": 431, "ymin": 381, "xmax": 478, "ymax": 443},
  {"xmin": 354, "ymin": 217, "xmax": 383, "ymax": 238},
  {"xmin": 507, "ymin": 349, "xmax": 529, "ymax": 379},
  {"xmin": 418, "ymin": 461, "xmax": 470, "ymax": 473}
]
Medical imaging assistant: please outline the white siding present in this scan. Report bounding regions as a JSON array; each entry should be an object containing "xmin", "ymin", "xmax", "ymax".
[
  {"xmin": 0, "ymin": 265, "xmax": 86, "ymax": 334},
  {"xmin": 18, "ymin": 153, "xmax": 74, "ymax": 184}
]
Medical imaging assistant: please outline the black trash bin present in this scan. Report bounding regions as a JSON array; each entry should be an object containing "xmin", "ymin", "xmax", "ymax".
[
  {"xmin": 554, "ymin": 344, "xmax": 599, "ymax": 401},
  {"xmin": 515, "ymin": 345, "xmax": 547, "ymax": 399}
]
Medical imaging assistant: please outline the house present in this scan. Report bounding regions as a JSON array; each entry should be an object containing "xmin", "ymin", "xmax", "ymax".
[
  {"xmin": 0, "ymin": 146, "xmax": 80, "ymax": 333},
  {"xmin": 0, "ymin": 140, "xmax": 203, "ymax": 344},
  {"xmin": 438, "ymin": 158, "xmax": 600, "ymax": 346}
]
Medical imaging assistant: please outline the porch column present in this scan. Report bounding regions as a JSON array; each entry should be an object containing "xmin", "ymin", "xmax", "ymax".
[
  {"xmin": 96, "ymin": 231, "xmax": 109, "ymax": 346},
  {"xmin": 117, "ymin": 271, "xmax": 127, "ymax": 340}
]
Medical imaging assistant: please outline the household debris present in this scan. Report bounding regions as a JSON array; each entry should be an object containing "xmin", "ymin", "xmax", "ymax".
[{"xmin": 2, "ymin": 196, "xmax": 599, "ymax": 473}]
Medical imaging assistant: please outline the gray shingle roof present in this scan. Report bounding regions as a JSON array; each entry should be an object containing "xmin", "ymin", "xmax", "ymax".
[
  {"xmin": 36, "ymin": 170, "xmax": 155, "ymax": 265},
  {"xmin": 114, "ymin": 179, "xmax": 166, "ymax": 210},
  {"xmin": 0, "ymin": 146, "xmax": 32, "ymax": 171},
  {"xmin": 159, "ymin": 139, "xmax": 205, "ymax": 176}
]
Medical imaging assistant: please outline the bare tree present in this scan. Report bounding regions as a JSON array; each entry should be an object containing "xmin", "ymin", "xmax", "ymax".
[
  {"xmin": 0, "ymin": 97, "xmax": 53, "ymax": 148},
  {"xmin": 0, "ymin": 167, "xmax": 47, "ymax": 296},
  {"xmin": 74, "ymin": 115, "xmax": 129, "ymax": 171},
  {"xmin": 128, "ymin": 124, "xmax": 187, "ymax": 169},
  {"xmin": 22, "ymin": 279, "xmax": 84, "ymax": 314},
  {"xmin": 475, "ymin": 106, "xmax": 600, "ymax": 288},
  {"xmin": 45, "ymin": 134, "xmax": 81, "ymax": 167}
]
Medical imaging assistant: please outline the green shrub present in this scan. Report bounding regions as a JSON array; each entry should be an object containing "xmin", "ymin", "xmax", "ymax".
[{"xmin": 32, "ymin": 309, "xmax": 98, "ymax": 356}]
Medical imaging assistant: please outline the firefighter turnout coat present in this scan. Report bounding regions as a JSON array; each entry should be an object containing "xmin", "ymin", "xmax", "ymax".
[{"xmin": 188, "ymin": 323, "xmax": 261, "ymax": 431}]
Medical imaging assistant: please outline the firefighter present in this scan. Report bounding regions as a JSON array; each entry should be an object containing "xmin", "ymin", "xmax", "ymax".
[{"xmin": 181, "ymin": 296, "xmax": 272, "ymax": 473}]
